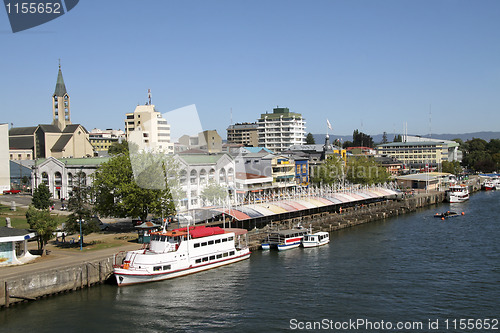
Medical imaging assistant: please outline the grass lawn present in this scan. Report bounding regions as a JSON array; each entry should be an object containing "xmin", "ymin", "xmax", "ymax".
[
  {"xmin": 0, "ymin": 204, "xmax": 68, "ymax": 230},
  {"xmin": 0, "ymin": 204, "xmax": 30, "ymax": 229}
]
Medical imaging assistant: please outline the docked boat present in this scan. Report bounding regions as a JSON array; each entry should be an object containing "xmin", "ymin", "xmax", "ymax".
[
  {"xmin": 261, "ymin": 228, "xmax": 308, "ymax": 251},
  {"xmin": 482, "ymin": 180, "xmax": 496, "ymax": 191},
  {"xmin": 482, "ymin": 176, "xmax": 500, "ymax": 191},
  {"xmin": 434, "ymin": 211, "xmax": 462, "ymax": 219},
  {"xmin": 113, "ymin": 225, "xmax": 251, "ymax": 286},
  {"xmin": 302, "ymin": 231, "xmax": 330, "ymax": 248},
  {"xmin": 446, "ymin": 184, "xmax": 469, "ymax": 203}
]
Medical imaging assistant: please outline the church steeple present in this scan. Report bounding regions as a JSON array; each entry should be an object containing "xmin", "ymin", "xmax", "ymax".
[
  {"xmin": 54, "ymin": 63, "xmax": 67, "ymax": 97},
  {"xmin": 52, "ymin": 62, "xmax": 71, "ymax": 130}
]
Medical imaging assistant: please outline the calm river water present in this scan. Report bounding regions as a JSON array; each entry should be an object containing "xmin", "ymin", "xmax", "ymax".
[{"xmin": 1, "ymin": 191, "xmax": 499, "ymax": 332}]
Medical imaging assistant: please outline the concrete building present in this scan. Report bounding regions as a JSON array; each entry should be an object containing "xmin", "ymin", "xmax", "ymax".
[
  {"xmin": 257, "ymin": 107, "xmax": 306, "ymax": 153},
  {"xmin": 227, "ymin": 122, "xmax": 258, "ymax": 147},
  {"xmin": 89, "ymin": 128, "xmax": 125, "ymax": 156},
  {"xmin": 175, "ymin": 153, "xmax": 235, "ymax": 210},
  {"xmin": 0, "ymin": 124, "xmax": 10, "ymax": 192},
  {"xmin": 177, "ymin": 130, "xmax": 222, "ymax": 153},
  {"xmin": 377, "ymin": 136, "xmax": 461, "ymax": 169},
  {"xmin": 124, "ymin": 98, "xmax": 174, "ymax": 154},
  {"xmin": 8, "ymin": 65, "xmax": 94, "ymax": 160},
  {"xmin": 32, "ymin": 156, "xmax": 109, "ymax": 200}
]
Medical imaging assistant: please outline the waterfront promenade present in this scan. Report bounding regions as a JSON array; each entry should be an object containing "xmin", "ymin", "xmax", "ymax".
[{"xmin": 0, "ymin": 189, "xmax": 457, "ymax": 307}]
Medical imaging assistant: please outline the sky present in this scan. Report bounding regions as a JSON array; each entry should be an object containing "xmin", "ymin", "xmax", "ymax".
[{"xmin": 1, "ymin": 0, "xmax": 500, "ymax": 139}]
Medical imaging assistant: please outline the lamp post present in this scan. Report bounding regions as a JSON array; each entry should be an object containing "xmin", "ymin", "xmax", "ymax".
[{"xmin": 79, "ymin": 219, "xmax": 83, "ymax": 251}]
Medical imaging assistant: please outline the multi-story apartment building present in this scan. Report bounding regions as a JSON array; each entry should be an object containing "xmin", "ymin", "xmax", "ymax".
[
  {"xmin": 227, "ymin": 122, "xmax": 258, "ymax": 147},
  {"xmin": 257, "ymin": 107, "xmax": 306, "ymax": 153},
  {"xmin": 124, "ymin": 101, "xmax": 174, "ymax": 154}
]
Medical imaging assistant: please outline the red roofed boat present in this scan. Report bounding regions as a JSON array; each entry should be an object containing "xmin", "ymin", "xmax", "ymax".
[{"xmin": 113, "ymin": 225, "xmax": 251, "ymax": 286}]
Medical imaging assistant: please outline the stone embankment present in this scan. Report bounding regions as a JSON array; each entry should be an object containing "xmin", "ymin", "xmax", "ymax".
[{"xmin": 1, "ymin": 191, "xmax": 447, "ymax": 308}]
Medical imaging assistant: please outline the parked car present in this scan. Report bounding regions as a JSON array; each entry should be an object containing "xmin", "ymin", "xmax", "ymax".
[{"xmin": 3, "ymin": 189, "xmax": 21, "ymax": 195}]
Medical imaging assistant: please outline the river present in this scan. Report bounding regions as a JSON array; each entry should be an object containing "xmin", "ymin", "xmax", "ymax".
[{"xmin": 1, "ymin": 191, "xmax": 499, "ymax": 332}]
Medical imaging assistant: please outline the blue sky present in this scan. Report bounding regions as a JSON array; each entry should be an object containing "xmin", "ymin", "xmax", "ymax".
[{"xmin": 1, "ymin": 0, "xmax": 500, "ymax": 139}]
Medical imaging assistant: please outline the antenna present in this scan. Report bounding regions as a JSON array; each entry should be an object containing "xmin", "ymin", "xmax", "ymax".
[
  {"xmin": 147, "ymin": 89, "xmax": 152, "ymax": 105},
  {"xmin": 429, "ymin": 104, "xmax": 432, "ymax": 139}
]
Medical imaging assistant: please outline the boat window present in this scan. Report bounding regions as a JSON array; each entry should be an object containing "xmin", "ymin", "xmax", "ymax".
[
  {"xmin": 160, "ymin": 235, "xmax": 166, "ymax": 242},
  {"xmin": 209, "ymin": 255, "xmax": 215, "ymax": 260},
  {"xmin": 215, "ymin": 239, "xmax": 221, "ymax": 244},
  {"xmin": 202, "ymin": 257, "xmax": 209, "ymax": 262},
  {"xmin": 223, "ymin": 252, "xmax": 228, "ymax": 257},
  {"xmin": 163, "ymin": 265, "xmax": 171, "ymax": 270},
  {"xmin": 222, "ymin": 238, "xmax": 227, "ymax": 242},
  {"xmin": 227, "ymin": 236, "xmax": 233, "ymax": 241},
  {"xmin": 153, "ymin": 266, "xmax": 162, "ymax": 271},
  {"xmin": 208, "ymin": 240, "xmax": 214, "ymax": 245},
  {"xmin": 229, "ymin": 251, "xmax": 235, "ymax": 256},
  {"xmin": 194, "ymin": 243, "xmax": 200, "ymax": 248},
  {"xmin": 216, "ymin": 254, "xmax": 222, "ymax": 259},
  {"xmin": 195, "ymin": 259, "xmax": 202, "ymax": 264},
  {"xmin": 201, "ymin": 242, "xmax": 207, "ymax": 247}
]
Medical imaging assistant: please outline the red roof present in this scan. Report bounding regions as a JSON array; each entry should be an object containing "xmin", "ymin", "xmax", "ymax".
[{"xmin": 170, "ymin": 225, "xmax": 225, "ymax": 239}]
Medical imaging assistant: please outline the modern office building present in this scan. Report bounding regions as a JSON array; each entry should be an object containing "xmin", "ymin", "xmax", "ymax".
[
  {"xmin": 257, "ymin": 107, "xmax": 306, "ymax": 153},
  {"xmin": 124, "ymin": 97, "xmax": 174, "ymax": 154},
  {"xmin": 89, "ymin": 128, "xmax": 125, "ymax": 155},
  {"xmin": 377, "ymin": 136, "xmax": 461, "ymax": 169},
  {"xmin": 227, "ymin": 122, "xmax": 258, "ymax": 147}
]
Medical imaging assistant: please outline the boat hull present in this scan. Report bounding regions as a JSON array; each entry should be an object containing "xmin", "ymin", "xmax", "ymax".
[
  {"xmin": 277, "ymin": 241, "xmax": 302, "ymax": 251},
  {"xmin": 302, "ymin": 239, "xmax": 330, "ymax": 248},
  {"xmin": 114, "ymin": 251, "xmax": 250, "ymax": 286},
  {"xmin": 447, "ymin": 194, "xmax": 469, "ymax": 203}
]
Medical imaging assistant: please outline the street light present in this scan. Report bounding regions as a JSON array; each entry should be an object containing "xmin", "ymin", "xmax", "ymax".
[{"xmin": 78, "ymin": 219, "xmax": 84, "ymax": 251}]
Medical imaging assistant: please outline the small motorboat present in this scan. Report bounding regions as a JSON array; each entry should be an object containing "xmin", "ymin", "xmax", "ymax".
[{"xmin": 434, "ymin": 211, "xmax": 464, "ymax": 220}]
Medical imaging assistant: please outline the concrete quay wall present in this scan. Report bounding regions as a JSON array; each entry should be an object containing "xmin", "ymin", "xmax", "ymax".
[
  {"xmin": 246, "ymin": 192, "xmax": 447, "ymax": 251},
  {"xmin": 1, "ymin": 254, "xmax": 124, "ymax": 308},
  {"xmin": 1, "ymin": 192, "xmax": 448, "ymax": 308}
]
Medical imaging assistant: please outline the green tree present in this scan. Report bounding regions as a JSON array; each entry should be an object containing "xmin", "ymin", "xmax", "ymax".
[
  {"xmin": 64, "ymin": 171, "xmax": 98, "ymax": 236},
  {"xmin": 26, "ymin": 205, "xmax": 58, "ymax": 255},
  {"xmin": 442, "ymin": 160, "xmax": 463, "ymax": 175},
  {"xmin": 382, "ymin": 132, "xmax": 388, "ymax": 144},
  {"xmin": 92, "ymin": 149, "xmax": 177, "ymax": 222},
  {"xmin": 108, "ymin": 140, "xmax": 130, "ymax": 156},
  {"xmin": 352, "ymin": 129, "xmax": 374, "ymax": 148},
  {"xmin": 201, "ymin": 181, "xmax": 228, "ymax": 203},
  {"xmin": 32, "ymin": 183, "xmax": 52, "ymax": 210},
  {"xmin": 346, "ymin": 156, "xmax": 390, "ymax": 185},
  {"xmin": 311, "ymin": 155, "xmax": 344, "ymax": 185},
  {"xmin": 305, "ymin": 133, "xmax": 315, "ymax": 144},
  {"xmin": 393, "ymin": 134, "xmax": 402, "ymax": 142}
]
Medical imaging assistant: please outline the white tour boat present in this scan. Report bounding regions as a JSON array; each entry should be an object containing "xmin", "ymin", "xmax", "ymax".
[
  {"xmin": 261, "ymin": 228, "xmax": 308, "ymax": 251},
  {"xmin": 113, "ymin": 225, "xmax": 251, "ymax": 286},
  {"xmin": 446, "ymin": 184, "xmax": 470, "ymax": 203},
  {"xmin": 302, "ymin": 231, "xmax": 330, "ymax": 248}
]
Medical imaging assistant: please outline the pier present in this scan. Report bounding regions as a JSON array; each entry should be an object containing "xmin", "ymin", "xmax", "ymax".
[{"xmin": 1, "ymin": 191, "xmax": 448, "ymax": 308}]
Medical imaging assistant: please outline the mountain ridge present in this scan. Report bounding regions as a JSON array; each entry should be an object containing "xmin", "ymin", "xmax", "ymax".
[{"xmin": 312, "ymin": 131, "xmax": 500, "ymax": 145}]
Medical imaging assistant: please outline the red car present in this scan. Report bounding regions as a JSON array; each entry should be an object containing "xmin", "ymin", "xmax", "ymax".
[{"xmin": 3, "ymin": 189, "xmax": 21, "ymax": 195}]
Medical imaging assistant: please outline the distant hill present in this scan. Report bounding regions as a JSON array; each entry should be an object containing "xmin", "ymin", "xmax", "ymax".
[{"xmin": 312, "ymin": 131, "xmax": 500, "ymax": 146}]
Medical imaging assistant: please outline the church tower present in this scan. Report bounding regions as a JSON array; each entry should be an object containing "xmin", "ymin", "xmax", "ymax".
[{"xmin": 52, "ymin": 64, "xmax": 71, "ymax": 130}]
